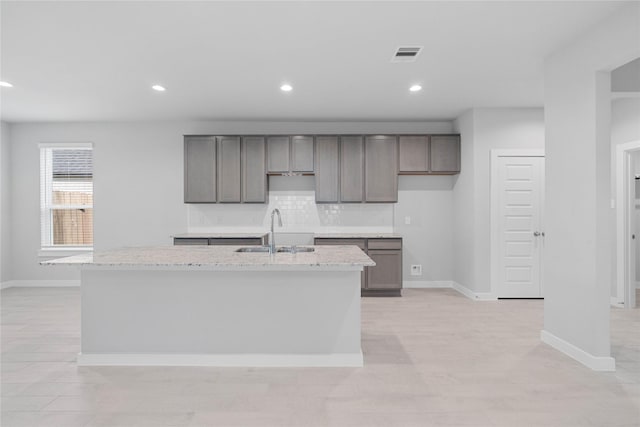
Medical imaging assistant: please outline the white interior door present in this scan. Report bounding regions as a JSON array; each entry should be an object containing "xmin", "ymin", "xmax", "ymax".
[{"xmin": 495, "ymin": 156, "xmax": 545, "ymax": 298}]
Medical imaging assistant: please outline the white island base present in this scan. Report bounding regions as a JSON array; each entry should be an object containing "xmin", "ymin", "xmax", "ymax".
[{"xmin": 79, "ymin": 269, "xmax": 363, "ymax": 367}]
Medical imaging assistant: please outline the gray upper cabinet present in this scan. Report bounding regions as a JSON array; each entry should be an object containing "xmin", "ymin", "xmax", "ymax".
[
  {"xmin": 340, "ymin": 136, "xmax": 365, "ymax": 202},
  {"xmin": 267, "ymin": 136, "xmax": 290, "ymax": 173},
  {"xmin": 430, "ymin": 135, "xmax": 461, "ymax": 174},
  {"xmin": 242, "ymin": 137, "xmax": 267, "ymax": 203},
  {"xmin": 315, "ymin": 136, "xmax": 339, "ymax": 203},
  {"xmin": 217, "ymin": 136, "xmax": 241, "ymax": 203},
  {"xmin": 399, "ymin": 136, "xmax": 429, "ymax": 173},
  {"xmin": 184, "ymin": 136, "xmax": 216, "ymax": 203},
  {"xmin": 186, "ymin": 133, "xmax": 459, "ymax": 204},
  {"xmin": 291, "ymin": 136, "xmax": 314, "ymax": 173},
  {"xmin": 365, "ymin": 136, "xmax": 398, "ymax": 203}
]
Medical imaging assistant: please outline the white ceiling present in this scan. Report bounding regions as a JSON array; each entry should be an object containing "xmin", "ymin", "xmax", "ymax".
[{"xmin": 0, "ymin": 1, "xmax": 631, "ymax": 123}]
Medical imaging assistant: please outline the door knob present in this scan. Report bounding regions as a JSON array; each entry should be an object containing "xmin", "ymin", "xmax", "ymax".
[{"xmin": 533, "ymin": 231, "xmax": 541, "ymax": 237}]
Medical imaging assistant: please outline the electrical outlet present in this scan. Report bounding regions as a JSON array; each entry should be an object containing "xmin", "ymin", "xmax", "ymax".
[
  {"xmin": 404, "ymin": 216, "xmax": 411, "ymax": 225},
  {"xmin": 410, "ymin": 264, "xmax": 422, "ymax": 276}
]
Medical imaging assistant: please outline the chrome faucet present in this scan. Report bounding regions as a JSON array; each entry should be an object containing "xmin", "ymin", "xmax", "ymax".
[{"xmin": 269, "ymin": 208, "xmax": 283, "ymax": 254}]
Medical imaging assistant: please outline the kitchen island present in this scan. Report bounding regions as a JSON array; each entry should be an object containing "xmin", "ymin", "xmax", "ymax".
[{"xmin": 45, "ymin": 245, "xmax": 374, "ymax": 367}]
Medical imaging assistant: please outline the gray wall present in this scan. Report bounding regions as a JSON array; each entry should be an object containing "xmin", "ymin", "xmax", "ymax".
[
  {"xmin": 452, "ymin": 108, "xmax": 545, "ymax": 294},
  {"xmin": 7, "ymin": 120, "xmax": 454, "ymax": 282},
  {"xmin": 1, "ymin": 121, "xmax": 11, "ymax": 282},
  {"xmin": 543, "ymin": 3, "xmax": 639, "ymax": 358},
  {"xmin": 452, "ymin": 110, "xmax": 476, "ymax": 290},
  {"xmin": 395, "ymin": 176, "xmax": 454, "ymax": 283}
]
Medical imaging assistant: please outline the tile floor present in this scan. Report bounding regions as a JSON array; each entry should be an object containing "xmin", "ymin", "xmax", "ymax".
[{"xmin": 1, "ymin": 287, "xmax": 639, "ymax": 427}]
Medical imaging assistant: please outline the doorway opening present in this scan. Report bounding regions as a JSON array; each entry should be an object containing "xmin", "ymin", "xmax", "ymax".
[{"xmin": 615, "ymin": 140, "xmax": 640, "ymax": 309}]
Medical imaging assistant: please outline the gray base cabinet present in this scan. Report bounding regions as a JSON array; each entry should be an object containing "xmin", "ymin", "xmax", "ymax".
[
  {"xmin": 314, "ymin": 237, "xmax": 402, "ymax": 296},
  {"xmin": 367, "ymin": 250, "xmax": 402, "ymax": 290},
  {"xmin": 174, "ymin": 236, "xmax": 267, "ymax": 246}
]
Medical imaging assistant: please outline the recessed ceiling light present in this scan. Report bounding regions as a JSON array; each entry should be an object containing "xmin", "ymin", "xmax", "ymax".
[
  {"xmin": 152, "ymin": 85, "xmax": 166, "ymax": 92},
  {"xmin": 280, "ymin": 84, "xmax": 293, "ymax": 92},
  {"xmin": 0, "ymin": 81, "xmax": 13, "ymax": 88},
  {"xmin": 409, "ymin": 85, "xmax": 422, "ymax": 92}
]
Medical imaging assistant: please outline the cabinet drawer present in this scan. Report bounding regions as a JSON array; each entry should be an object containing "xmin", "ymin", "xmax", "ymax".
[
  {"xmin": 367, "ymin": 239, "xmax": 402, "ymax": 250},
  {"xmin": 209, "ymin": 238, "xmax": 264, "ymax": 246},
  {"xmin": 174, "ymin": 238, "xmax": 209, "ymax": 245},
  {"xmin": 314, "ymin": 238, "xmax": 366, "ymax": 250}
]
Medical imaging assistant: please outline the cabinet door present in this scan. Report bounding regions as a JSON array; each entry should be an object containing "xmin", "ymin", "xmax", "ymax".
[
  {"xmin": 291, "ymin": 136, "xmax": 314, "ymax": 173},
  {"xmin": 184, "ymin": 136, "xmax": 216, "ymax": 203},
  {"xmin": 242, "ymin": 136, "xmax": 267, "ymax": 203},
  {"xmin": 399, "ymin": 135, "xmax": 429, "ymax": 173},
  {"xmin": 209, "ymin": 238, "xmax": 264, "ymax": 246},
  {"xmin": 217, "ymin": 136, "xmax": 241, "ymax": 202},
  {"xmin": 315, "ymin": 136, "xmax": 339, "ymax": 203},
  {"xmin": 430, "ymin": 135, "xmax": 460, "ymax": 173},
  {"xmin": 174, "ymin": 238, "xmax": 209, "ymax": 245},
  {"xmin": 314, "ymin": 238, "xmax": 367, "ymax": 288},
  {"xmin": 365, "ymin": 136, "xmax": 398, "ymax": 203},
  {"xmin": 340, "ymin": 136, "xmax": 364, "ymax": 202},
  {"xmin": 367, "ymin": 250, "xmax": 402, "ymax": 290},
  {"xmin": 267, "ymin": 136, "xmax": 290, "ymax": 173}
]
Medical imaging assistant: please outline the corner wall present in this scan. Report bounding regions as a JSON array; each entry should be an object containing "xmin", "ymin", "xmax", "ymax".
[
  {"xmin": 1, "ymin": 121, "xmax": 11, "ymax": 283},
  {"xmin": 453, "ymin": 108, "xmax": 545, "ymax": 295},
  {"xmin": 543, "ymin": 2, "xmax": 639, "ymax": 367}
]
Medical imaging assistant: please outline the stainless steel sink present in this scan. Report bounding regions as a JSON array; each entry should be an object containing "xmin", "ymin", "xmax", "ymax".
[
  {"xmin": 277, "ymin": 246, "xmax": 314, "ymax": 253},
  {"xmin": 234, "ymin": 246, "xmax": 315, "ymax": 254},
  {"xmin": 235, "ymin": 247, "xmax": 271, "ymax": 253}
]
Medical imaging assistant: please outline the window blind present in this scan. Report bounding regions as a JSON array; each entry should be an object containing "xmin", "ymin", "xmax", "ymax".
[{"xmin": 40, "ymin": 144, "xmax": 93, "ymax": 248}]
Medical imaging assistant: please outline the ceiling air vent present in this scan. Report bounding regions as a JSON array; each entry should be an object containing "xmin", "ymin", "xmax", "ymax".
[{"xmin": 391, "ymin": 46, "xmax": 422, "ymax": 63}]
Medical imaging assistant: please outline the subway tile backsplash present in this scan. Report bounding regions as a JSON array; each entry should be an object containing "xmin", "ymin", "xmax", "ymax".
[{"xmin": 187, "ymin": 190, "xmax": 394, "ymax": 233}]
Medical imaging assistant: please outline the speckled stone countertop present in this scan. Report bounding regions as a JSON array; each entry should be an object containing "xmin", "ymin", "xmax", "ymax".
[
  {"xmin": 172, "ymin": 232, "xmax": 268, "ymax": 239},
  {"xmin": 314, "ymin": 233, "xmax": 402, "ymax": 239},
  {"xmin": 42, "ymin": 245, "xmax": 375, "ymax": 271}
]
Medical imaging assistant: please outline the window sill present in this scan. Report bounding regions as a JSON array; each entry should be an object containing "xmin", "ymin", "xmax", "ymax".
[{"xmin": 38, "ymin": 247, "xmax": 93, "ymax": 258}]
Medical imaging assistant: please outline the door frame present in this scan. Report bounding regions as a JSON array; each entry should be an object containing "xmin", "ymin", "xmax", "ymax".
[
  {"xmin": 490, "ymin": 149, "xmax": 545, "ymax": 299},
  {"xmin": 615, "ymin": 140, "xmax": 640, "ymax": 309}
]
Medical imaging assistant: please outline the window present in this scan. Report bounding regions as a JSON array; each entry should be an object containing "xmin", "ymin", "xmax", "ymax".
[{"xmin": 40, "ymin": 143, "xmax": 93, "ymax": 249}]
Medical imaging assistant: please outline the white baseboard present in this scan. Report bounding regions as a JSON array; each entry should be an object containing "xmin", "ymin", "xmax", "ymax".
[
  {"xmin": 1, "ymin": 279, "xmax": 80, "ymax": 289},
  {"xmin": 452, "ymin": 281, "xmax": 496, "ymax": 301},
  {"xmin": 610, "ymin": 296, "xmax": 624, "ymax": 308},
  {"xmin": 77, "ymin": 351, "xmax": 364, "ymax": 368},
  {"xmin": 540, "ymin": 330, "xmax": 615, "ymax": 372},
  {"xmin": 403, "ymin": 280, "xmax": 496, "ymax": 300},
  {"xmin": 403, "ymin": 280, "xmax": 453, "ymax": 289}
]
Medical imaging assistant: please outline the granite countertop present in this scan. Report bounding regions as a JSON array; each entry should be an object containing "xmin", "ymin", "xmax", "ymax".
[
  {"xmin": 172, "ymin": 232, "xmax": 268, "ymax": 238},
  {"xmin": 42, "ymin": 245, "xmax": 375, "ymax": 271},
  {"xmin": 314, "ymin": 233, "xmax": 402, "ymax": 239}
]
